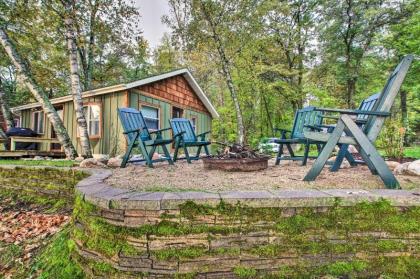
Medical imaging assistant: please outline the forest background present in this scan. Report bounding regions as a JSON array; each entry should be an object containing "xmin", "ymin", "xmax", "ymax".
[{"xmin": 0, "ymin": 0, "xmax": 418, "ymax": 150}]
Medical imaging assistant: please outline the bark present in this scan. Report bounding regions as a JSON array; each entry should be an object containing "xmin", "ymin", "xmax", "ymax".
[
  {"xmin": 400, "ymin": 89, "xmax": 408, "ymax": 145},
  {"xmin": 0, "ymin": 27, "xmax": 78, "ymax": 159},
  {"xmin": 63, "ymin": 0, "xmax": 93, "ymax": 158},
  {"xmin": 200, "ymin": 3, "xmax": 245, "ymax": 144},
  {"xmin": 0, "ymin": 126, "xmax": 6, "ymax": 139},
  {"xmin": 0, "ymin": 80, "xmax": 15, "ymax": 129},
  {"xmin": 76, "ymin": 0, "xmax": 98, "ymax": 90}
]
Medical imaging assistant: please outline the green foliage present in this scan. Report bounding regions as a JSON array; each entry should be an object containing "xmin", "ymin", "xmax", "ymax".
[
  {"xmin": 378, "ymin": 118, "xmax": 406, "ymax": 159},
  {"xmin": 403, "ymin": 145, "xmax": 420, "ymax": 159},
  {"xmin": 233, "ymin": 266, "xmax": 257, "ymax": 278},
  {"xmin": 320, "ymin": 260, "xmax": 368, "ymax": 277},
  {"xmin": 30, "ymin": 227, "xmax": 84, "ymax": 279}
]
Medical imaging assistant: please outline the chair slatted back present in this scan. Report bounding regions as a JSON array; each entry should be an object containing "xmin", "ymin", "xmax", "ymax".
[
  {"xmin": 357, "ymin": 93, "xmax": 380, "ymax": 121},
  {"xmin": 118, "ymin": 108, "xmax": 151, "ymax": 143},
  {"xmin": 170, "ymin": 118, "xmax": 197, "ymax": 142},
  {"xmin": 291, "ymin": 106, "xmax": 323, "ymax": 139},
  {"xmin": 364, "ymin": 55, "xmax": 414, "ymax": 141}
]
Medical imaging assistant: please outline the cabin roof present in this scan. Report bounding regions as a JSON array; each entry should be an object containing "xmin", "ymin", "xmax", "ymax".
[{"xmin": 11, "ymin": 68, "xmax": 219, "ymax": 118}]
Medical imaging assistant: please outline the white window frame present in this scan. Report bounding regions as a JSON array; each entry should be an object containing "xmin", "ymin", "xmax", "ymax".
[
  {"xmin": 190, "ymin": 117, "xmax": 197, "ymax": 133},
  {"xmin": 32, "ymin": 111, "xmax": 44, "ymax": 134},
  {"xmin": 82, "ymin": 103, "xmax": 102, "ymax": 138},
  {"xmin": 140, "ymin": 103, "xmax": 160, "ymax": 131}
]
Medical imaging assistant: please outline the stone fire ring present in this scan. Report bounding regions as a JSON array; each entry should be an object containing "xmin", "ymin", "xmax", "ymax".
[
  {"xmin": 202, "ymin": 157, "xmax": 270, "ymax": 172},
  {"xmin": 76, "ymin": 169, "xmax": 420, "ymax": 211}
]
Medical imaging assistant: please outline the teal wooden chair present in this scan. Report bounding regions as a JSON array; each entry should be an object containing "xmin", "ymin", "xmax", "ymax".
[
  {"xmin": 274, "ymin": 106, "xmax": 324, "ymax": 166},
  {"xmin": 118, "ymin": 108, "xmax": 173, "ymax": 168},
  {"xmin": 303, "ymin": 55, "xmax": 414, "ymax": 188},
  {"xmin": 169, "ymin": 118, "xmax": 211, "ymax": 163}
]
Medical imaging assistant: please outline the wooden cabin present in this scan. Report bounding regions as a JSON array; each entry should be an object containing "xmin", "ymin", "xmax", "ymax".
[{"xmin": 11, "ymin": 69, "xmax": 219, "ymax": 156}]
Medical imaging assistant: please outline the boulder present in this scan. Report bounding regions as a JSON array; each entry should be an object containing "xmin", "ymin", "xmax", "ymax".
[
  {"xmin": 79, "ymin": 158, "xmax": 106, "ymax": 168},
  {"xmin": 385, "ymin": 161, "xmax": 400, "ymax": 171},
  {"xmin": 107, "ymin": 157, "xmax": 123, "ymax": 168},
  {"xmin": 93, "ymin": 154, "xmax": 109, "ymax": 164},
  {"xmin": 394, "ymin": 162, "xmax": 410, "ymax": 175},
  {"xmin": 75, "ymin": 156, "xmax": 84, "ymax": 162},
  {"xmin": 406, "ymin": 160, "xmax": 420, "ymax": 176}
]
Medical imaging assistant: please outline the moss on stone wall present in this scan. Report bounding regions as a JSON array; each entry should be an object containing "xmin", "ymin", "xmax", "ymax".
[
  {"xmin": 72, "ymin": 196, "xmax": 420, "ymax": 278},
  {"xmin": 0, "ymin": 167, "xmax": 87, "ymax": 212}
]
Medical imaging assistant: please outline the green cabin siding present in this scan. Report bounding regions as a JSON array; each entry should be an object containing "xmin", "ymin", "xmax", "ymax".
[{"xmin": 18, "ymin": 89, "xmax": 213, "ymax": 156}]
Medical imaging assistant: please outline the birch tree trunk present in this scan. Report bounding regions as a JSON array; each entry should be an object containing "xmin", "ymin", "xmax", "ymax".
[
  {"xmin": 200, "ymin": 3, "xmax": 245, "ymax": 145},
  {"xmin": 0, "ymin": 27, "xmax": 78, "ymax": 159},
  {"xmin": 0, "ymin": 80, "xmax": 15, "ymax": 129},
  {"xmin": 63, "ymin": 0, "xmax": 93, "ymax": 158}
]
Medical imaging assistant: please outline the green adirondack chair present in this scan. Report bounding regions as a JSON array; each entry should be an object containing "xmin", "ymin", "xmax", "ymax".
[
  {"xmin": 274, "ymin": 106, "xmax": 324, "ymax": 166},
  {"xmin": 312, "ymin": 93, "xmax": 380, "ymax": 171},
  {"xmin": 169, "ymin": 118, "xmax": 211, "ymax": 163},
  {"xmin": 303, "ymin": 55, "xmax": 414, "ymax": 188},
  {"xmin": 118, "ymin": 108, "xmax": 173, "ymax": 168}
]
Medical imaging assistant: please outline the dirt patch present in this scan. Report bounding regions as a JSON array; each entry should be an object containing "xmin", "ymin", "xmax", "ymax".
[{"xmin": 107, "ymin": 159, "xmax": 420, "ymax": 192}]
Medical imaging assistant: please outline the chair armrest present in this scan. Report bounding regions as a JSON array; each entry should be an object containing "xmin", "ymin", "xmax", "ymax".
[
  {"xmin": 149, "ymin": 127, "xmax": 171, "ymax": 135},
  {"xmin": 197, "ymin": 131, "xmax": 211, "ymax": 140},
  {"xmin": 314, "ymin": 107, "xmax": 391, "ymax": 117},
  {"xmin": 173, "ymin": 131, "xmax": 186, "ymax": 139},
  {"xmin": 123, "ymin": 128, "xmax": 143, "ymax": 134}
]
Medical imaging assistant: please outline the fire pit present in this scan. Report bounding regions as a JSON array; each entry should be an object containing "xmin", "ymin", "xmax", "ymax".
[{"xmin": 203, "ymin": 143, "xmax": 270, "ymax": 172}]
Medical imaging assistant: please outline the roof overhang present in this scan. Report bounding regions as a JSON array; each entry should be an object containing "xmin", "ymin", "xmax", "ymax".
[{"xmin": 11, "ymin": 69, "xmax": 219, "ymax": 118}]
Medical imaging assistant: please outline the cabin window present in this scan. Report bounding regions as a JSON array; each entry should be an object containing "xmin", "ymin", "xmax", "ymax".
[
  {"xmin": 190, "ymin": 117, "xmax": 197, "ymax": 132},
  {"xmin": 14, "ymin": 117, "xmax": 21, "ymax": 128},
  {"xmin": 141, "ymin": 105, "xmax": 160, "ymax": 130},
  {"xmin": 32, "ymin": 111, "xmax": 44, "ymax": 134},
  {"xmin": 172, "ymin": 106, "xmax": 183, "ymax": 118},
  {"xmin": 83, "ymin": 104, "xmax": 101, "ymax": 137}
]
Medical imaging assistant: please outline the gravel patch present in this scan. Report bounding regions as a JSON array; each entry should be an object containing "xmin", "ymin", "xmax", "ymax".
[{"xmin": 106, "ymin": 159, "xmax": 420, "ymax": 192}]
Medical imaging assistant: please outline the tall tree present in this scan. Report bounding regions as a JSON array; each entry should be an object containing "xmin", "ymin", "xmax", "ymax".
[
  {"xmin": 0, "ymin": 27, "xmax": 77, "ymax": 159},
  {"xmin": 172, "ymin": 0, "xmax": 264, "ymax": 144},
  {"xmin": 72, "ymin": 0, "xmax": 142, "ymax": 90},
  {"xmin": 319, "ymin": 0, "xmax": 410, "ymax": 108},
  {"xmin": 62, "ymin": 0, "xmax": 92, "ymax": 158},
  {"xmin": 0, "ymin": 78, "xmax": 14, "ymax": 129}
]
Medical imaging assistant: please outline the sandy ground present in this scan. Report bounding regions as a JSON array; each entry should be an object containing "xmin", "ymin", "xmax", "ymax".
[{"xmin": 106, "ymin": 159, "xmax": 420, "ymax": 192}]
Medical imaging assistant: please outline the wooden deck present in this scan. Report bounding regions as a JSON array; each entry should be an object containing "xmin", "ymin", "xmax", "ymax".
[{"xmin": 0, "ymin": 150, "xmax": 65, "ymax": 158}]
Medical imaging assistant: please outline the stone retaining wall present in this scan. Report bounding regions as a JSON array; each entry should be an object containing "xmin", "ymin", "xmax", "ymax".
[{"xmin": 74, "ymin": 169, "xmax": 420, "ymax": 278}]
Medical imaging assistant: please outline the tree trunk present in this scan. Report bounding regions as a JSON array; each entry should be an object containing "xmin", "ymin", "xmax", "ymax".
[
  {"xmin": 346, "ymin": 77, "xmax": 356, "ymax": 108},
  {"xmin": 200, "ymin": 3, "xmax": 245, "ymax": 144},
  {"xmin": 0, "ymin": 27, "xmax": 78, "ymax": 159},
  {"xmin": 63, "ymin": 1, "xmax": 93, "ymax": 158},
  {"xmin": 0, "ymin": 80, "xmax": 15, "ymax": 129},
  {"xmin": 400, "ymin": 89, "xmax": 408, "ymax": 145}
]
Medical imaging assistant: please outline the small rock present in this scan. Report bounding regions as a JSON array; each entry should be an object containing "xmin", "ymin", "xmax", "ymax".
[
  {"xmin": 107, "ymin": 157, "xmax": 123, "ymax": 168},
  {"xmin": 406, "ymin": 160, "xmax": 420, "ymax": 176},
  {"xmin": 394, "ymin": 162, "xmax": 410, "ymax": 175},
  {"xmin": 33, "ymin": 156, "xmax": 44, "ymax": 160},
  {"xmin": 93, "ymin": 154, "xmax": 109, "ymax": 164},
  {"xmin": 385, "ymin": 161, "xmax": 400, "ymax": 171},
  {"xmin": 74, "ymin": 156, "xmax": 84, "ymax": 162},
  {"xmin": 79, "ymin": 158, "xmax": 106, "ymax": 168}
]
